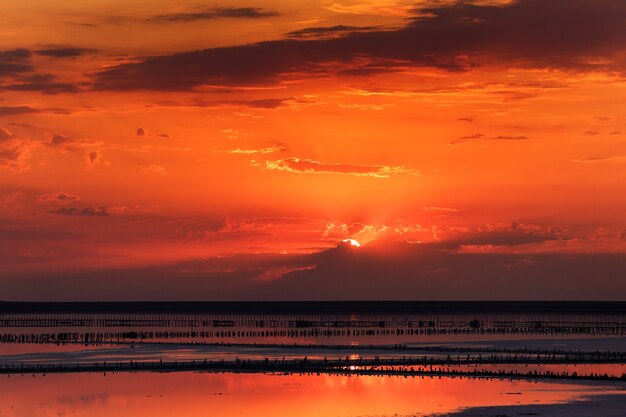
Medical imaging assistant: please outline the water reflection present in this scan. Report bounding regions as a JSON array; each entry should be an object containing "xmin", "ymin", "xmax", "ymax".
[{"xmin": 0, "ymin": 371, "xmax": 619, "ymax": 417}]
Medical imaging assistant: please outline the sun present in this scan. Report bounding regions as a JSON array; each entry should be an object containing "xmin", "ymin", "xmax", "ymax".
[{"xmin": 342, "ymin": 238, "xmax": 361, "ymax": 248}]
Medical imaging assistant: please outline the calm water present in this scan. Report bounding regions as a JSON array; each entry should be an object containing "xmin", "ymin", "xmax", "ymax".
[
  {"xmin": 1, "ymin": 371, "xmax": 623, "ymax": 417},
  {"xmin": 1, "ymin": 309, "xmax": 625, "ymax": 416}
]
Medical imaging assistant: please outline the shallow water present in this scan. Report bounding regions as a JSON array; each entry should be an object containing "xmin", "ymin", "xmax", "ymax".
[
  {"xmin": 2, "ymin": 312, "xmax": 624, "ymax": 346},
  {"xmin": 0, "ymin": 371, "xmax": 622, "ymax": 417},
  {"xmin": 2, "ymin": 315, "xmax": 626, "ymax": 376},
  {"xmin": 1, "ymin": 311, "xmax": 625, "ymax": 416}
]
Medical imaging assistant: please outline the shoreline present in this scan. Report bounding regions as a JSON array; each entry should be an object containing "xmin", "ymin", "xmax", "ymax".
[{"xmin": 439, "ymin": 394, "xmax": 626, "ymax": 417}]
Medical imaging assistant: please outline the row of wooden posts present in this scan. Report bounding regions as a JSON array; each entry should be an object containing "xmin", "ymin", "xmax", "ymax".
[{"xmin": 1, "ymin": 357, "xmax": 624, "ymax": 382}]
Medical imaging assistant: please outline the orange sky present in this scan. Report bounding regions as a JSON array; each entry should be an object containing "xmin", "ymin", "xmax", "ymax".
[{"xmin": 1, "ymin": 0, "xmax": 625, "ymax": 300}]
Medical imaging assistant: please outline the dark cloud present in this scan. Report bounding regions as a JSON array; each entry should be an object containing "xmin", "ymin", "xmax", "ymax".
[
  {"xmin": 93, "ymin": 0, "xmax": 626, "ymax": 90},
  {"xmin": 153, "ymin": 97, "xmax": 290, "ymax": 109},
  {"xmin": 149, "ymin": 7, "xmax": 278, "ymax": 22},
  {"xmin": 285, "ymin": 25, "xmax": 378, "ymax": 39},
  {"xmin": 1, "ymin": 72, "xmax": 81, "ymax": 94},
  {"xmin": 0, "ymin": 106, "xmax": 42, "ymax": 115},
  {"xmin": 490, "ymin": 135, "xmax": 528, "ymax": 140},
  {"xmin": 460, "ymin": 133, "xmax": 484, "ymax": 140},
  {"xmin": 70, "ymin": 22, "xmax": 99, "ymax": 28},
  {"xmin": 47, "ymin": 133, "xmax": 71, "ymax": 147},
  {"xmin": 0, "ymin": 106, "xmax": 70, "ymax": 116},
  {"xmin": 0, "ymin": 139, "xmax": 32, "ymax": 171},
  {"xmin": 45, "ymin": 133, "xmax": 80, "ymax": 151},
  {"xmin": 49, "ymin": 206, "xmax": 109, "ymax": 216},
  {"xmin": 0, "ymin": 49, "xmax": 31, "ymax": 61},
  {"xmin": 2, "ymin": 241, "xmax": 625, "ymax": 300},
  {"xmin": 35, "ymin": 47, "xmax": 97, "ymax": 58},
  {"xmin": 450, "ymin": 133, "xmax": 529, "ymax": 145},
  {"xmin": 84, "ymin": 150, "xmax": 103, "ymax": 168},
  {"xmin": 134, "ymin": 127, "xmax": 171, "ymax": 138},
  {"xmin": 0, "ymin": 49, "xmax": 32, "ymax": 77},
  {"xmin": 0, "ymin": 221, "xmax": 78, "ymax": 240},
  {"xmin": 15, "ymin": 73, "xmax": 56, "ymax": 83},
  {"xmin": 0, "ymin": 48, "xmax": 87, "ymax": 93},
  {"xmin": 572, "ymin": 155, "xmax": 626, "ymax": 163},
  {"xmin": 336, "ymin": 59, "xmax": 406, "ymax": 77},
  {"xmin": 238, "ymin": 98, "xmax": 288, "ymax": 108},
  {"xmin": 0, "ymin": 62, "xmax": 32, "ymax": 77},
  {"xmin": 1, "ymin": 81, "xmax": 79, "ymax": 94},
  {"xmin": 263, "ymin": 242, "xmax": 626, "ymax": 301},
  {"xmin": 439, "ymin": 224, "xmax": 568, "ymax": 249},
  {"xmin": 38, "ymin": 192, "xmax": 80, "ymax": 203}
]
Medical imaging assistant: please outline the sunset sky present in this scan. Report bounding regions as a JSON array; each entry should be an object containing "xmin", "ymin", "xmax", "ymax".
[{"xmin": 1, "ymin": 0, "xmax": 625, "ymax": 300}]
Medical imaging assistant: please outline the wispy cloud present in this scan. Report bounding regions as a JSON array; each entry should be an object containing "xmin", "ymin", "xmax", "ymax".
[
  {"xmin": 149, "ymin": 7, "xmax": 278, "ymax": 22},
  {"xmin": 0, "ymin": 48, "xmax": 32, "ymax": 77},
  {"xmin": 259, "ymin": 157, "xmax": 420, "ymax": 178},
  {"xmin": 143, "ymin": 164, "xmax": 167, "ymax": 175},
  {"xmin": 421, "ymin": 206, "xmax": 460, "ymax": 213},
  {"xmin": 83, "ymin": 150, "xmax": 105, "ymax": 169},
  {"xmin": 0, "ymin": 106, "xmax": 41, "ymax": 115},
  {"xmin": 94, "ymin": 0, "xmax": 626, "ymax": 91},
  {"xmin": 38, "ymin": 192, "xmax": 80, "ymax": 203},
  {"xmin": 45, "ymin": 133, "xmax": 81, "ymax": 151},
  {"xmin": 0, "ymin": 127, "xmax": 15, "ymax": 142},
  {"xmin": 0, "ymin": 138, "xmax": 33, "ymax": 171},
  {"xmin": 449, "ymin": 134, "xmax": 529, "ymax": 145},
  {"xmin": 572, "ymin": 156, "xmax": 626, "ymax": 164},
  {"xmin": 285, "ymin": 25, "xmax": 378, "ymax": 39},
  {"xmin": 153, "ymin": 98, "xmax": 290, "ymax": 109},
  {"xmin": 215, "ymin": 146, "xmax": 285, "ymax": 155},
  {"xmin": 49, "ymin": 206, "xmax": 109, "ymax": 216},
  {"xmin": 35, "ymin": 47, "xmax": 97, "ymax": 58}
]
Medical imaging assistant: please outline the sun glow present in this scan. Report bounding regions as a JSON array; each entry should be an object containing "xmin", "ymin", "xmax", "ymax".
[{"xmin": 342, "ymin": 239, "xmax": 361, "ymax": 248}]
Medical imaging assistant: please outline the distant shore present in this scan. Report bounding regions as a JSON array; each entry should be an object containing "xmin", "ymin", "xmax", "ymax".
[{"xmin": 2, "ymin": 301, "xmax": 626, "ymax": 315}]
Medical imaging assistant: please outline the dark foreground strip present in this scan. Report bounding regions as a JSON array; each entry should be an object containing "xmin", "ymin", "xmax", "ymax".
[
  {"xmin": 1, "ymin": 358, "xmax": 624, "ymax": 381},
  {"xmin": 2, "ymin": 301, "xmax": 626, "ymax": 315}
]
